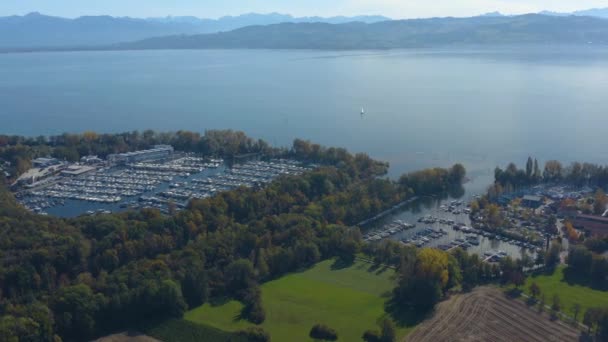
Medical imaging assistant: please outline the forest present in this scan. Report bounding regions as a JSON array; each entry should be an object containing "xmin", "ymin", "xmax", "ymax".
[{"xmin": 0, "ymin": 131, "xmax": 469, "ymax": 341}]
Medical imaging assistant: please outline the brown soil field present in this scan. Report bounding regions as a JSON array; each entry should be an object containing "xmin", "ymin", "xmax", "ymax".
[
  {"xmin": 405, "ymin": 287, "xmax": 580, "ymax": 342},
  {"xmin": 93, "ymin": 331, "xmax": 161, "ymax": 342}
]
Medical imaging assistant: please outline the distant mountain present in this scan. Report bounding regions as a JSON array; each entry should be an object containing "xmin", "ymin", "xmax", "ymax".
[
  {"xmin": 114, "ymin": 14, "xmax": 608, "ymax": 51},
  {"xmin": 147, "ymin": 13, "xmax": 390, "ymax": 26},
  {"xmin": 0, "ymin": 12, "xmax": 390, "ymax": 48},
  {"xmin": 541, "ymin": 8, "xmax": 608, "ymax": 19},
  {"xmin": 478, "ymin": 12, "xmax": 505, "ymax": 17}
]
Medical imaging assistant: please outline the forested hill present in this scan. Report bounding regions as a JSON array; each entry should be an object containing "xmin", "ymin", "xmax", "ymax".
[{"xmin": 114, "ymin": 14, "xmax": 608, "ymax": 50}]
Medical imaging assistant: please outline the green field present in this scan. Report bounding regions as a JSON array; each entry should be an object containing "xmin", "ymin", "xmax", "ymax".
[
  {"xmin": 185, "ymin": 259, "xmax": 412, "ymax": 341},
  {"xmin": 525, "ymin": 266, "xmax": 608, "ymax": 321},
  {"xmin": 147, "ymin": 319, "xmax": 247, "ymax": 342}
]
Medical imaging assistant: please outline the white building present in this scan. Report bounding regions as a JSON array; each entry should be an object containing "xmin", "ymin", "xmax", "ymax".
[{"xmin": 108, "ymin": 145, "xmax": 174, "ymax": 165}]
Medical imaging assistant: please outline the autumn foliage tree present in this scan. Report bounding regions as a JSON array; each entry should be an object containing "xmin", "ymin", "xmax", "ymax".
[{"xmin": 394, "ymin": 248, "xmax": 459, "ymax": 313}]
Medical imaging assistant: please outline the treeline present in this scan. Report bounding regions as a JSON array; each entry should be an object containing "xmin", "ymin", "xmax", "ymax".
[
  {"xmin": 0, "ymin": 135, "xmax": 466, "ymax": 341},
  {"xmin": 566, "ymin": 246, "xmax": 608, "ymax": 290},
  {"xmin": 0, "ymin": 130, "xmax": 282, "ymax": 177},
  {"xmin": 493, "ymin": 157, "xmax": 608, "ymax": 192},
  {"xmin": 564, "ymin": 244, "xmax": 608, "ymax": 339},
  {"xmin": 364, "ymin": 239, "xmax": 501, "ymax": 317}
]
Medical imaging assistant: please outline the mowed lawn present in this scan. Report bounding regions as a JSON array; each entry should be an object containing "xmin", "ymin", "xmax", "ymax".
[
  {"xmin": 525, "ymin": 266, "xmax": 608, "ymax": 321},
  {"xmin": 185, "ymin": 259, "xmax": 412, "ymax": 341}
]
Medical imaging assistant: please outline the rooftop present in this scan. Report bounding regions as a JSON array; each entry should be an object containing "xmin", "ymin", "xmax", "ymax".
[{"xmin": 575, "ymin": 214, "xmax": 608, "ymax": 223}]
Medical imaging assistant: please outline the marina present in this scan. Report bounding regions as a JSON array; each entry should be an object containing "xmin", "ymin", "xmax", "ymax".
[
  {"xmin": 14, "ymin": 150, "xmax": 312, "ymax": 217},
  {"xmin": 362, "ymin": 197, "xmax": 542, "ymax": 260}
]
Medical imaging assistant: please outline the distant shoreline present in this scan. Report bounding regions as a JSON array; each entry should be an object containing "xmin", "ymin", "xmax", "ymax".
[{"xmin": 1, "ymin": 42, "xmax": 607, "ymax": 55}]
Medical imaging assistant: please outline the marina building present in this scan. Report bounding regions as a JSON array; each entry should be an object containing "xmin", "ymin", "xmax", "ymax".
[
  {"xmin": 61, "ymin": 165, "xmax": 97, "ymax": 177},
  {"xmin": 108, "ymin": 145, "xmax": 174, "ymax": 165},
  {"xmin": 32, "ymin": 157, "xmax": 61, "ymax": 168},
  {"xmin": 80, "ymin": 155, "xmax": 103, "ymax": 165}
]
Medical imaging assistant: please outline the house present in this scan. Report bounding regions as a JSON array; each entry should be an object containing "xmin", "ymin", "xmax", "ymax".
[
  {"xmin": 522, "ymin": 195, "xmax": 543, "ymax": 208},
  {"xmin": 572, "ymin": 214, "xmax": 608, "ymax": 237}
]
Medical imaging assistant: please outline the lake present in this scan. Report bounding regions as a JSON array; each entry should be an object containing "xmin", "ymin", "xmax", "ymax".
[{"xmin": 2, "ymin": 46, "xmax": 608, "ymax": 189}]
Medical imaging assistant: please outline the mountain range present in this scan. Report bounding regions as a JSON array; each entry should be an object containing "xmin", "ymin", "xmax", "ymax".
[
  {"xmin": 112, "ymin": 14, "xmax": 608, "ymax": 51},
  {"xmin": 0, "ymin": 12, "xmax": 389, "ymax": 48},
  {"xmin": 2, "ymin": 10, "xmax": 608, "ymax": 52},
  {"xmin": 541, "ymin": 8, "xmax": 608, "ymax": 18}
]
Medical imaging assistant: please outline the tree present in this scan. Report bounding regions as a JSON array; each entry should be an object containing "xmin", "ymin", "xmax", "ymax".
[
  {"xmin": 238, "ymin": 327, "xmax": 271, "ymax": 342},
  {"xmin": 539, "ymin": 293, "xmax": 546, "ymax": 312},
  {"xmin": 594, "ymin": 189, "xmax": 608, "ymax": 215},
  {"xmin": 449, "ymin": 164, "xmax": 466, "ymax": 184},
  {"xmin": 545, "ymin": 243, "xmax": 561, "ymax": 270},
  {"xmin": 583, "ymin": 308, "xmax": 597, "ymax": 334},
  {"xmin": 309, "ymin": 324, "xmax": 338, "ymax": 341},
  {"xmin": 394, "ymin": 248, "xmax": 452, "ymax": 313},
  {"xmin": 543, "ymin": 160, "xmax": 563, "ymax": 182},
  {"xmin": 362, "ymin": 330, "xmax": 381, "ymax": 342},
  {"xmin": 225, "ymin": 259, "xmax": 256, "ymax": 297},
  {"xmin": 51, "ymin": 284, "xmax": 101, "ymax": 340},
  {"xmin": 551, "ymin": 294, "xmax": 561, "ymax": 319},
  {"xmin": 157, "ymin": 280, "xmax": 188, "ymax": 318},
  {"xmin": 567, "ymin": 246, "xmax": 593, "ymax": 277},
  {"xmin": 529, "ymin": 282, "xmax": 541, "ymax": 300},
  {"xmin": 380, "ymin": 319, "xmax": 396, "ymax": 342},
  {"xmin": 573, "ymin": 303, "xmax": 581, "ymax": 322},
  {"xmin": 533, "ymin": 159, "xmax": 541, "ymax": 182},
  {"xmin": 526, "ymin": 157, "xmax": 533, "ymax": 180},
  {"xmin": 470, "ymin": 200, "xmax": 480, "ymax": 214}
]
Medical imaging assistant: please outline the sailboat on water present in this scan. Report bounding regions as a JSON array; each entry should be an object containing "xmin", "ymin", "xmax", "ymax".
[{"xmin": 360, "ymin": 107, "xmax": 365, "ymax": 117}]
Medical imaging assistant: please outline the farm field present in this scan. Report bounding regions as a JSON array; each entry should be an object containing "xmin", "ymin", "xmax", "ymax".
[
  {"xmin": 405, "ymin": 286, "xmax": 580, "ymax": 342},
  {"xmin": 185, "ymin": 258, "xmax": 411, "ymax": 341},
  {"xmin": 524, "ymin": 266, "xmax": 608, "ymax": 321}
]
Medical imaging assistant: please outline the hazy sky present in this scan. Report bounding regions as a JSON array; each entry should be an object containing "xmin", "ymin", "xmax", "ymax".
[{"xmin": 1, "ymin": 0, "xmax": 607, "ymax": 19}]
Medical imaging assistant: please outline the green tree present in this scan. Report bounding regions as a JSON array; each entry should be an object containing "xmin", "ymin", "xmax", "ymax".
[
  {"xmin": 362, "ymin": 330, "xmax": 381, "ymax": 342},
  {"xmin": 539, "ymin": 293, "xmax": 546, "ymax": 312},
  {"xmin": 238, "ymin": 326, "xmax": 271, "ymax": 342},
  {"xmin": 309, "ymin": 324, "xmax": 338, "ymax": 341},
  {"xmin": 551, "ymin": 294, "xmax": 561, "ymax": 319},
  {"xmin": 545, "ymin": 243, "xmax": 561, "ymax": 270},
  {"xmin": 52, "ymin": 284, "xmax": 101, "ymax": 340},
  {"xmin": 533, "ymin": 159, "xmax": 541, "ymax": 181},
  {"xmin": 526, "ymin": 157, "xmax": 533, "ymax": 180},
  {"xmin": 225, "ymin": 259, "xmax": 256, "ymax": 297},
  {"xmin": 573, "ymin": 303, "xmax": 581, "ymax": 322},
  {"xmin": 380, "ymin": 319, "xmax": 396, "ymax": 342},
  {"xmin": 583, "ymin": 308, "xmax": 597, "ymax": 334},
  {"xmin": 158, "ymin": 280, "xmax": 188, "ymax": 318},
  {"xmin": 529, "ymin": 282, "xmax": 541, "ymax": 300}
]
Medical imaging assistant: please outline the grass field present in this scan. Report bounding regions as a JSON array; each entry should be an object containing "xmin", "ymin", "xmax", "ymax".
[
  {"xmin": 185, "ymin": 259, "xmax": 412, "ymax": 341},
  {"xmin": 146, "ymin": 319, "xmax": 247, "ymax": 342},
  {"xmin": 525, "ymin": 266, "xmax": 608, "ymax": 321}
]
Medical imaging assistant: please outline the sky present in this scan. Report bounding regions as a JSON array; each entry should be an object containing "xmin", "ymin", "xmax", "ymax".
[{"xmin": 1, "ymin": 0, "xmax": 608, "ymax": 19}]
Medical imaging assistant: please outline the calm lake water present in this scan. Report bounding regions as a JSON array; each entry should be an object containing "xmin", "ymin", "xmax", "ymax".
[{"xmin": 2, "ymin": 46, "xmax": 608, "ymax": 188}]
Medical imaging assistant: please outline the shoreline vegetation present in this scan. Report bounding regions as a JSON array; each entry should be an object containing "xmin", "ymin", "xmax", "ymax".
[{"xmin": 1, "ymin": 131, "xmax": 607, "ymax": 341}]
